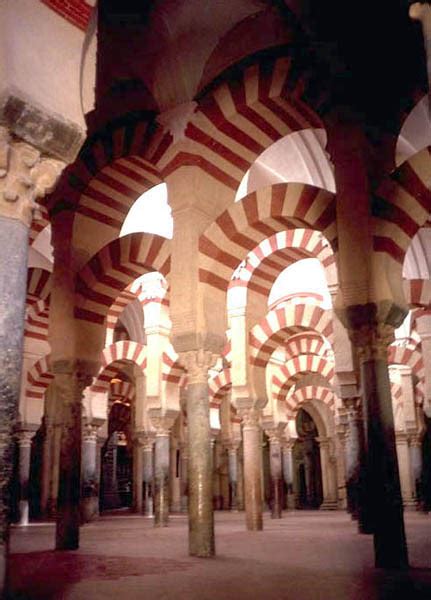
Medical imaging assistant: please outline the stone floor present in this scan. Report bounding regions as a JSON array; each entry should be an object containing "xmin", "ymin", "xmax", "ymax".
[{"xmin": 7, "ymin": 510, "xmax": 431, "ymax": 599}]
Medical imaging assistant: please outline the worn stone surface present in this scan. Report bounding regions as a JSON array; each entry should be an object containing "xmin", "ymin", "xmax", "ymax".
[
  {"xmin": 0, "ymin": 92, "xmax": 85, "ymax": 163},
  {"xmin": 187, "ymin": 381, "xmax": 215, "ymax": 557},
  {"xmin": 241, "ymin": 410, "xmax": 263, "ymax": 531},
  {"xmin": 55, "ymin": 367, "xmax": 91, "ymax": 551},
  {"xmin": 0, "ymin": 216, "xmax": 28, "ymax": 594},
  {"xmin": 154, "ymin": 434, "xmax": 170, "ymax": 527}
]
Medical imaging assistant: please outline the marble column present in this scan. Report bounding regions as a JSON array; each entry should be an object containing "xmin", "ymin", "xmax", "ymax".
[
  {"xmin": 142, "ymin": 436, "xmax": 154, "ymax": 516},
  {"xmin": 349, "ymin": 318, "xmax": 408, "ymax": 569},
  {"xmin": 0, "ymin": 128, "xmax": 65, "ymax": 591},
  {"xmin": 282, "ymin": 440, "xmax": 295, "ymax": 509},
  {"xmin": 226, "ymin": 442, "xmax": 240, "ymax": 510},
  {"xmin": 241, "ymin": 409, "xmax": 263, "ymax": 530},
  {"xmin": 154, "ymin": 428, "xmax": 170, "ymax": 526},
  {"xmin": 170, "ymin": 436, "xmax": 181, "ymax": 513},
  {"xmin": 318, "ymin": 438, "xmax": 338, "ymax": 509},
  {"xmin": 40, "ymin": 418, "xmax": 53, "ymax": 518},
  {"xmin": 81, "ymin": 425, "xmax": 99, "ymax": 522},
  {"xmin": 236, "ymin": 443, "xmax": 245, "ymax": 511},
  {"xmin": 179, "ymin": 442, "xmax": 188, "ymax": 513},
  {"xmin": 395, "ymin": 432, "xmax": 415, "ymax": 509},
  {"xmin": 343, "ymin": 398, "xmax": 363, "ymax": 520},
  {"xmin": 409, "ymin": 434, "xmax": 423, "ymax": 508},
  {"xmin": 132, "ymin": 435, "xmax": 144, "ymax": 514},
  {"xmin": 183, "ymin": 350, "xmax": 215, "ymax": 557},
  {"xmin": 16, "ymin": 430, "xmax": 34, "ymax": 526},
  {"xmin": 267, "ymin": 432, "xmax": 283, "ymax": 519},
  {"xmin": 54, "ymin": 363, "xmax": 92, "ymax": 550}
]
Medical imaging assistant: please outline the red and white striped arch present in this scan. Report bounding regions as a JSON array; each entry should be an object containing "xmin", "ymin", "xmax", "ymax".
[
  {"xmin": 74, "ymin": 155, "xmax": 162, "ymax": 233},
  {"xmin": 51, "ymin": 117, "xmax": 162, "ymax": 230},
  {"xmin": 387, "ymin": 343, "xmax": 424, "ymax": 382},
  {"xmin": 200, "ymin": 183, "xmax": 337, "ymax": 294},
  {"xmin": 403, "ymin": 279, "xmax": 431, "ymax": 308},
  {"xmin": 162, "ymin": 346, "xmax": 186, "ymax": 386},
  {"xmin": 27, "ymin": 268, "xmax": 51, "ymax": 307},
  {"xmin": 249, "ymin": 304, "xmax": 333, "ymax": 369},
  {"xmin": 287, "ymin": 385, "xmax": 336, "ymax": 415},
  {"xmin": 25, "ymin": 300, "xmax": 50, "ymax": 342},
  {"xmin": 273, "ymin": 355, "xmax": 335, "ymax": 404},
  {"xmin": 151, "ymin": 57, "xmax": 324, "ymax": 191},
  {"xmin": 75, "ymin": 233, "xmax": 171, "ymax": 325},
  {"xmin": 26, "ymin": 354, "xmax": 53, "ymax": 401},
  {"xmin": 110, "ymin": 380, "xmax": 135, "ymax": 403},
  {"xmin": 227, "ymin": 229, "xmax": 337, "ymax": 307},
  {"xmin": 105, "ymin": 286, "xmax": 140, "ymax": 346},
  {"xmin": 91, "ymin": 341, "xmax": 147, "ymax": 393},
  {"xmin": 284, "ymin": 332, "xmax": 329, "ymax": 361},
  {"xmin": 374, "ymin": 147, "xmax": 431, "ymax": 264},
  {"xmin": 208, "ymin": 368, "xmax": 232, "ymax": 404}
]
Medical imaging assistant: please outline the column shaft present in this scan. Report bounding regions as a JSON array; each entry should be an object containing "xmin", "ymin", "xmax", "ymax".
[
  {"xmin": 242, "ymin": 412, "xmax": 263, "ymax": 530},
  {"xmin": 81, "ymin": 428, "xmax": 99, "ymax": 522},
  {"xmin": 187, "ymin": 381, "xmax": 214, "ymax": 556},
  {"xmin": 17, "ymin": 432, "xmax": 33, "ymax": 526},
  {"xmin": 361, "ymin": 356, "xmax": 408, "ymax": 568},
  {"xmin": 268, "ymin": 437, "xmax": 283, "ymax": 519},
  {"xmin": 55, "ymin": 369, "xmax": 89, "ymax": 550},
  {"xmin": 179, "ymin": 445, "xmax": 188, "ymax": 512},
  {"xmin": 0, "ymin": 216, "xmax": 28, "ymax": 586},
  {"xmin": 143, "ymin": 443, "xmax": 154, "ymax": 515},
  {"xmin": 154, "ymin": 433, "xmax": 170, "ymax": 526},
  {"xmin": 227, "ymin": 447, "xmax": 238, "ymax": 510}
]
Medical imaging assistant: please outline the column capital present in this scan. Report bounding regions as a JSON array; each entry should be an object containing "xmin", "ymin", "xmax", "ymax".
[
  {"xmin": 408, "ymin": 432, "xmax": 422, "ymax": 448},
  {"xmin": 343, "ymin": 396, "xmax": 362, "ymax": 415},
  {"xmin": 239, "ymin": 408, "xmax": 261, "ymax": 429},
  {"xmin": 181, "ymin": 349, "xmax": 218, "ymax": 385},
  {"xmin": 82, "ymin": 424, "xmax": 98, "ymax": 443},
  {"xmin": 281, "ymin": 438, "xmax": 296, "ymax": 451},
  {"xmin": 148, "ymin": 409, "xmax": 178, "ymax": 436},
  {"xmin": 0, "ymin": 126, "xmax": 65, "ymax": 226},
  {"xmin": 15, "ymin": 430, "xmax": 34, "ymax": 447}
]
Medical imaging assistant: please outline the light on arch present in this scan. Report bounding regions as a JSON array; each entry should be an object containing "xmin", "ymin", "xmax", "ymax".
[
  {"xmin": 120, "ymin": 183, "xmax": 173, "ymax": 239},
  {"xmin": 268, "ymin": 258, "xmax": 332, "ymax": 309}
]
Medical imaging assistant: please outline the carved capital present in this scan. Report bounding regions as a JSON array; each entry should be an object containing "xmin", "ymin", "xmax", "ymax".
[
  {"xmin": 349, "ymin": 322, "xmax": 394, "ymax": 361},
  {"xmin": 181, "ymin": 349, "xmax": 218, "ymax": 386},
  {"xmin": 0, "ymin": 127, "xmax": 65, "ymax": 226},
  {"xmin": 148, "ymin": 409, "xmax": 177, "ymax": 435},
  {"xmin": 239, "ymin": 408, "xmax": 261, "ymax": 429}
]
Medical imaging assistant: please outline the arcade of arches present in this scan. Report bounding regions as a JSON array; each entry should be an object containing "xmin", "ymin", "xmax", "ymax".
[{"xmin": 1, "ymin": 1, "xmax": 431, "ymax": 596}]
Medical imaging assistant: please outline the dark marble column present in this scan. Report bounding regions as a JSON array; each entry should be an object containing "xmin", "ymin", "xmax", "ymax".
[
  {"xmin": 267, "ymin": 432, "xmax": 283, "ymax": 519},
  {"xmin": 409, "ymin": 434, "xmax": 423, "ymax": 508},
  {"xmin": 81, "ymin": 425, "xmax": 99, "ymax": 523},
  {"xmin": 344, "ymin": 398, "xmax": 363, "ymax": 521},
  {"xmin": 349, "ymin": 316, "xmax": 409, "ymax": 569},
  {"xmin": 183, "ymin": 351, "xmax": 215, "ymax": 557},
  {"xmin": 241, "ymin": 409, "xmax": 263, "ymax": 530},
  {"xmin": 154, "ymin": 429, "xmax": 170, "ymax": 526},
  {"xmin": 142, "ymin": 436, "xmax": 154, "ymax": 516},
  {"xmin": 54, "ymin": 363, "xmax": 92, "ymax": 550}
]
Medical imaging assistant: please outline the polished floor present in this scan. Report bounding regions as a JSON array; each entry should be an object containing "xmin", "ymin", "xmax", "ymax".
[{"xmin": 8, "ymin": 510, "xmax": 431, "ymax": 599}]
